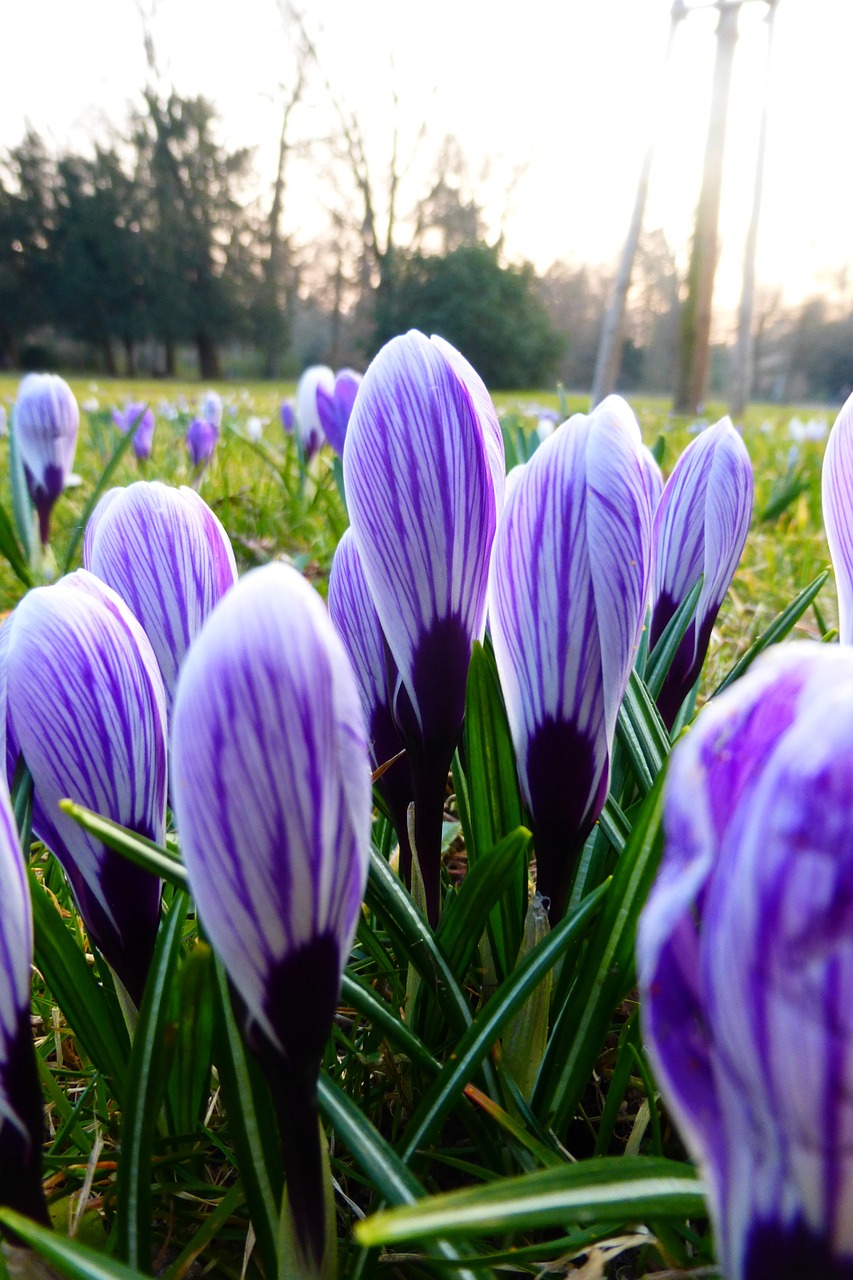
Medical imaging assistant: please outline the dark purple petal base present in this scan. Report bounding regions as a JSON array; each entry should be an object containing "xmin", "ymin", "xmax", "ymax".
[
  {"xmin": 743, "ymin": 1217, "xmax": 853, "ymax": 1280},
  {"xmin": 0, "ymin": 1006, "xmax": 48, "ymax": 1223},
  {"xmin": 525, "ymin": 715, "xmax": 607, "ymax": 915},
  {"xmin": 25, "ymin": 461, "xmax": 65, "ymax": 546}
]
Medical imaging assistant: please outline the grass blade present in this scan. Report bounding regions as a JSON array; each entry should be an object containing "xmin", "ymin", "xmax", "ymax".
[
  {"xmin": 0, "ymin": 1210, "xmax": 149, "ymax": 1280},
  {"xmin": 642, "ymin": 577, "xmax": 703, "ymax": 699},
  {"xmin": 615, "ymin": 669, "xmax": 670, "ymax": 792},
  {"xmin": 115, "ymin": 893, "xmax": 188, "ymax": 1270},
  {"xmin": 354, "ymin": 1156, "xmax": 705, "ymax": 1246},
  {"xmin": 59, "ymin": 801, "xmax": 188, "ymax": 889}
]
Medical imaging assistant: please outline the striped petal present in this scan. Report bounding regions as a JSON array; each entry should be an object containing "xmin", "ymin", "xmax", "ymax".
[
  {"xmin": 171, "ymin": 562, "xmax": 371, "ymax": 1058},
  {"xmin": 822, "ymin": 391, "xmax": 853, "ymax": 644},
  {"xmin": 6, "ymin": 570, "xmax": 167, "ymax": 1004},
  {"xmin": 344, "ymin": 330, "xmax": 498, "ymax": 751},
  {"xmin": 639, "ymin": 644, "xmax": 853, "ymax": 1280},
  {"xmin": 489, "ymin": 403, "xmax": 651, "ymax": 911},
  {"xmin": 296, "ymin": 365, "xmax": 334, "ymax": 459},
  {"xmin": 84, "ymin": 481, "xmax": 238, "ymax": 718},
  {"xmin": 0, "ymin": 773, "xmax": 46, "ymax": 1221},
  {"xmin": 14, "ymin": 372, "xmax": 79, "ymax": 544},
  {"xmin": 649, "ymin": 418, "xmax": 753, "ymax": 728},
  {"xmin": 343, "ymin": 330, "xmax": 501, "ymax": 919}
]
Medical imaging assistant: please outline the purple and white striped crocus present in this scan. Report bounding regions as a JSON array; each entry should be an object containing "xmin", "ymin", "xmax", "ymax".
[
  {"xmin": 329, "ymin": 528, "xmax": 413, "ymax": 877},
  {"xmin": 648, "ymin": 417, "xmax": 753, "ymax": 729},
  {"xmin": 3, "ymin": 570, "xmax": 167, "ymax": 1005},
  {"xmin": 83, "ymin": 482, "xmax": 238, "ymax": 719},
  {"xmin": 14, "ymin": 373, "xmax": 79, "ymax": 545},
  {"xmin": 489, "ymin": 400, "xmax": 652, "ymax": 914},
  {"xmin": 200, "ymin": 389, "xmax": 224, "ymax": 431},
  {"xmin": 638, "ymin": 643, "xmax": 853, "ymax": 1280},
  {"xmin": 0, "ymin": 773, "xmax": 47, "ymax": 1223},
  {"xmin": 822, "ymin": 390, "xmax": 853, "ymax": 644},
  {"xmin": 186, "ymin": 417, "xmax": 219, "ymax": 472},
  {"xmin": 295, "ymin": 365, "xmax": 334, "ymax": 461},
  {"xmin": 344, "ymin": 330, "xmax": 504, "ymax": 922},
  {"xmin": 112, "ymin": 402, "xmax": 156, "ymax": 461},
  {"xmin": 172, "ymin": 562, "xmax": 371, "ymax": 1272},
  {"xmin": 316, "ymin": 368, "xmax": 362, "ymax": 456}
]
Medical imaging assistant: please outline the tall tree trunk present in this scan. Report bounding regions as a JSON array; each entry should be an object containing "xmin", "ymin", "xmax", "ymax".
[
  {"xmin": 164, "ymin": 340, "xmax": 177, "ymax": 379},
  {"xmin": 674, "ymin": 1, "xmax": 741, "ymax": 415},
  {"xmin": 123, "ymin": 336, "xmax": 136, "ymax": 377},
  {"xmin": 101, "ymin": 337, "xmax": 117, "ymax": 377},
  {"xmin": 728, "ymin": 0, "xmax": 778, "ymax": 419},
  {"xmin": 591, "ymin": 2, "xmax": 684, "ymax": 408},
  {"xmin": 197, "ymin": 332, "xmax": 221, "ymax": 381}
]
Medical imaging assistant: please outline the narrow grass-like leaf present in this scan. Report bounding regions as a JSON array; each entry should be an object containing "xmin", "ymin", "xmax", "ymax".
[
  {"xmin": 463, "ymin": 1083, "xmax": 563, "ymax": 1169},
  {"xmin": 533, "ymin": 775, "xmax": 665, "ymax": 1132},
  {"xmin": 0, "ymin": 1210, "xmax": 149, "ymax": 1280},
  {"xmin": 317, "ymin": 1075, "xmax": 489, "ymax": 1280},
  {"xmin": 0, "ymin": 498, "xmax": 33, "ymax": 587},
  {"xmin": 642, "ymin": 577, "xmax": 703, "ymax": 698},
  {"xmin": 460, "ymin": 642, "xmax": 526, "ymax": 976},
  {"xmin": 365, "ymin": 847, "xmax": 476, "ymax": 1042},
  {"xmin": 354, "ymin": 1157, "xmax": 704, "ymax": 1246},
  {"xmin": 711, "ymin": 568, "xmax": 830, "ymax": 697},
  {"xmin": 212, "ymin": 958, "xmax": 282, "ymax": 1280},
  {"xmin": 8, "ymin": 416, "xmax": 36, "ymax": 566},
  {"xmin": 161, "ymin": 1182, "xmax": 245, "ymax": 1280},
  {"xmin": 116, "ymin": 892, "xmax": 188, "ymax": 1270},
  {"xmin": 341, "ymin": 972, "xmax": 439, "ymax": 1076},
  {"xmin": 61, "ymin": 422, "xmax": 138, "ymax": 573},
  {"xmin": 167, "ymin": 940, "xmax": 216, "ymax": 1136},
  {"xmin": 29, "ymin": 867, "xmax": 130, "ymax": 1095},
  {"xmin": 435, "ymin": 828, "xmax": 531, "ymax": 983},
  {"xmin": 398, "ymin": 880, "xmax": 609, "ymax": 1165},
  {"xmin": 615, "ymin": 669, "xmax": 670, "ymax": 792},
  {"xmin": 59, "ymin": 801, "xmax": 188, "ymax": 889}
]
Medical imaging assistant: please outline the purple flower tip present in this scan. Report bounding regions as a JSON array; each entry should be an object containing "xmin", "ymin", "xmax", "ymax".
[
  {"xmin": 14, "ymin": 372, "xmax": 79, "ymax": 545},
  {"xmin": 638, "ymin": 643, "xmax": 853, "ymax": 1280},
  {"xmin": 186, "ymin": 418, "xmax": 219, "ymax": 469}
]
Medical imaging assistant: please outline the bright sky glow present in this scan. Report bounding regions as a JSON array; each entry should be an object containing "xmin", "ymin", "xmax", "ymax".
[{"xmin": 4, "ymin": 0, "xmax": 851, "ymax": 322}]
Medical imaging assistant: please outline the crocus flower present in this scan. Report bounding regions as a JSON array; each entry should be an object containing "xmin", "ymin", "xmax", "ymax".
[
  {"xmin": 13, "ymin": 372, "xmax": 79, "ymax": 545},
  {"xmin": 822, "ymin": 390, "xmax": 853, "ymax": 643},
  {"xmin": 201, "ymin": 389, "xmax": 223, "ymax": 430},
  {"xmin": 641, "ymin": 444, "xmax": 664, "ymax": 510},
  {"xmin": 186, "ymin": 417, "xmax": 219, "ymax": 471},
  {"xmin": 344, "ymin": 330, "xmax": 504, "ymax": 922},
  {"xmin": 489, "ymin": 398, "xmax": 652, "ymax": 914},
  {"xmin": 83, "ymin": 482, "xmax": 238, "ymax": 718},
  {"xmin": 638, "ymin": 643, "xmax": 853, "ymax": 1280},
  {"xmin": 245, "ymin": 414, "xmax": 263, "ymax": 441},
  {"xmin": 172, "ymin": 563, "xmax": 371, "ymax": 1272},
  {"xmin": 648, "ymin": 417, "xmax": 753, "ymax": 729},
  {"xmin": 329, "ymin": 528, "xmax": 413, "ymax": 877},
  {"xmin": 113, "ymin": 402, "xmax": 156, "ymax": 461},
  {"xmin": 316, "ymin": 368, "xmax": 362, "ymax": 456},
  {"xmin": 0, "ymin": 772, "xmax": 47, "ymax": 1223},
  {"xmin": 296, "ymin": 365, "xmax": 334, "ymax": 460},
  {"xmin": 280, "ymin": 398, "xmax": 295, "ymax": 434},
  {"xmin": 3, "ymin": 570, "xmax": 167, "ymax": 1005}
]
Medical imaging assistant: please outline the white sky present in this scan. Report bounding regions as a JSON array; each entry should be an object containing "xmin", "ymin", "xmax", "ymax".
[{"xmin": 3, "ymin": 0, "xmax": 850, "ymax": 324}]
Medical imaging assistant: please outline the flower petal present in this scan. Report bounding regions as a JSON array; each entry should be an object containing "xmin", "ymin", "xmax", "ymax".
[
  {"xmin": 84, "ymin": 481, "xmax": 237, "ymax": 717},
  {"xmin": 171, "ymin": 562, "xmax": 372, "ymax": 1056},
  {"xmin": 6, "ymin": 569, "xmax": 167, "ymax": 1001},
  {"xmin": 822, "ymin": 392, "xmax": 853, "ymax": 644}
]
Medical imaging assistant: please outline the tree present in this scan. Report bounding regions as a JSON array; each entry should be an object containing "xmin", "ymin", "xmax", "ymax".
[
  {"xmin": 0, "ymin": 131, "xmax": 57, "ymax": 367},
  {"xmin": 374, "ymin": 244, "xmax": 562, "ymax": 389}
]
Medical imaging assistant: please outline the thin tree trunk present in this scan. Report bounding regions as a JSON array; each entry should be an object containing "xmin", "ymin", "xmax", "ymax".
[
  {"xmin": 674, "ymin": 1, "xmax": 741, "ymax": 415},
  {"xmin": 728, "ymin": 0, "xmax": 778, "ymax": 418},
  {"xmin": 197, "ymin": 333, "xmax": 221, "ymax": 381},
  {"xmin": 591, "ymin": 2, "xmax": 684, "ymax": 408}
]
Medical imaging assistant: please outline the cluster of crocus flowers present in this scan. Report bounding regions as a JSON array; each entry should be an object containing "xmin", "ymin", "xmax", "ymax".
[
  {"xmin": 489, "ymin": 395, "xmax": 652, "ymax": 914},
  {"xmin": 343, "ymin": 330, "xmax": 504, "ymax": 922},
  {"xmin": 648, "ymin": 417, "xmax": 753, "ymax": 729},
  {"xmin": 822, "ymin": 389, "xmax": 853, "ymax": 643},
  {"xmin": 1, "ymin": 570, "xmax": 167, "ymax": 1005},
  {"xmin": 172, "ymin": 563, "xmax": 372, "ymax": 1274},
  {"xmin": 638, "ymin": 643, "xmax": 853, "ymax": 1280},
  {"xmin": 0, "ymin": 773, "xmax": 47, "ymax": 1224},
  {"xmin": 112, "ymin": 402, "xmax": 156, "ymax": 461},
  {"xmin": 13, "ymin": 373, "xmax": 79, "ymax": 546}
]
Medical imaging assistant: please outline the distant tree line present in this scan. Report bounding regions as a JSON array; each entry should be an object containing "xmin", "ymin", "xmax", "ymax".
[{"xmin": 2, "ymin": 87, "xmax": 852, "ymax": 401}]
